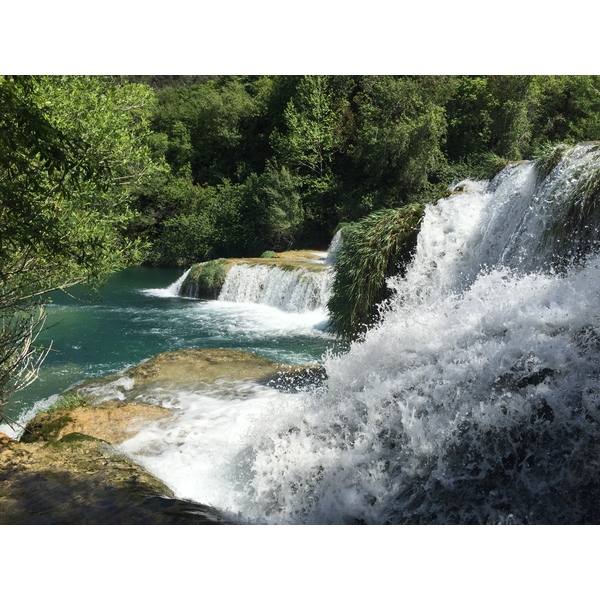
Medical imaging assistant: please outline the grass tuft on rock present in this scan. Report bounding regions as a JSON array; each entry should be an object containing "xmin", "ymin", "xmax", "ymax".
[
  {"xmin": 539, "ymin": 144, "xmax": 600, "ymax": 264},
  {"xmin": 327, "ymin": 204, "xmax": 425, "ymax": 340}
]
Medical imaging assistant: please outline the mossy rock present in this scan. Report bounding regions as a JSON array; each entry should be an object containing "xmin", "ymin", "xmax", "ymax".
[
  {"xmin": 327, "ymin": 204, "xmax": 425, "ymax": 340},
  {"xmin": 180, "ymin": 258, "xmax": 228, "ymax": 299},
  {"xmin": 180, "ymin": 250, "xmax": 329, "ymax": 299},
  {"xmin": 41, "ymin": 349, "xmax": 287, "ymax": 410}
]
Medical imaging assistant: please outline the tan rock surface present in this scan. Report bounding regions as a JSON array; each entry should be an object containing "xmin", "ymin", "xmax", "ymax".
[
  {"xmin": 22, "ymin": 401, "xmax": 173, "ymax": 445},
  {"xmin": 0, "ymin": 433, "xmax": 227, "ymax": 524}
]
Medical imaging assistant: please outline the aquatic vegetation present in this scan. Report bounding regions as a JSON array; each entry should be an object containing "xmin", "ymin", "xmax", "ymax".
[{"xmin": 180, "ymin": 259, "xmax": 228, "ymax": 299}]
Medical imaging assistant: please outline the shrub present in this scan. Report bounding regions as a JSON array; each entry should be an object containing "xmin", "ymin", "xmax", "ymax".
[{"xmin": 46, "ymin": 391, "xmax": 88, "ymax": 414}]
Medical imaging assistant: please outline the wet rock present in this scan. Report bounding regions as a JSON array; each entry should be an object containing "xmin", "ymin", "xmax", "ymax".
[
  {"xmin": 66, "ymin": 349, "xmax": 286, "ymax": 406},
  {"xmin": 125, "ymin": 348, "xmax": 283, "ymax": 389},
  {"xmin": 21, "ymin": 401, "xmax": 173, "ymax": 444},
  {"xmin": 0, "ymin": 434, "xmax": 228, "ymax": 524}
]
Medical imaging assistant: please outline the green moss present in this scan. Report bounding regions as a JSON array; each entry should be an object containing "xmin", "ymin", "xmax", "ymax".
[
  {"xmin": 20, "ymin": 391, "xmax": 90, "ymax": 442},
  {"xmin": 46, "ymin": 391, "xmax": 89, "ymax": 413},
  {"xmin": 327, "ymin": 204, "xmax": 425, "ymax": 340},
  {"xmin": 480, "ymin": 152, "xmax": 513, "ymax": 179},
  {"xmin": 180, "ymin": 258, "xmax": 228, "ymax": 299},
  {"xmin": 533, "ymin": 143, "xmax": 572, "ymax": 181},
  {"xmin": 539, "ymin": 143, "xmax": 600, "ymax": 264},
  {"xmin": 56, "ymin": 432, "xmax": 103, "ymax": 444},
  {"xmin": 261, "ymin": 250, "xmax": 278, "ymax": 258},
  {"xmin": 20, "ymin": 413, "xmax": 75, "ymax": 443}
]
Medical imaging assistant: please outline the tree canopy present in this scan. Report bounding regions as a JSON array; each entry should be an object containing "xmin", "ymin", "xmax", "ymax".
[{"xmin": 0, "ymin": 75, "xmax": 160, "ymax": 415}]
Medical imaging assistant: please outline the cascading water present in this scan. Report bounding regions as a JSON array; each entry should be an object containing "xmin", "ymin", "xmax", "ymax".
[
  {"xmin": 325, "ymin": 229, "xmax": 343, "ymax": 264},
  {"xmin": 121, "ymin": 143, "xmax": 600, "ymax": 524},
  {"xmin": 218, "ymin": 264, "xmax": 331, "ymax": 312},
  {"xmin": 145, "ymin": 267, "xmax": 192, "ymax": 298}
]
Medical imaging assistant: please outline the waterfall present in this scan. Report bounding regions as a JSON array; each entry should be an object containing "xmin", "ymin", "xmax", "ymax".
[
  {"xmin": 143, "ymin": 267, "xmax": 192, "ymax": 298},
  {"xmin": 218, "ymin": 264, "xmax": 331, "ymax": 312},
  {"xmin": 229, "ymin": 143, "xmax": 600, "ymax": 524},
  {"xmin": 325, "ymin": 229, "xmax": 343, "ymax": 264}
]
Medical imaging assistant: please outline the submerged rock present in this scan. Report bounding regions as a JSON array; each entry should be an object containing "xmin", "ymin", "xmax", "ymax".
[
  {"xmin": 66, "ymin": 348, "xmax": 286, "ymax": 406},
  {"xmin": 125, "ymin": 348, "xmax": 283, "ymax": 389}
]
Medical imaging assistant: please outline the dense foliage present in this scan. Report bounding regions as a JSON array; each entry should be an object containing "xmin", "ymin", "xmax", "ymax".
[
  {"xmin": 0, "ymin": 75, "xmax": 159, "ymax": 417},
  {"xmin": 129, "ymin": 75, "xmax": 600, "ymax": 266}
]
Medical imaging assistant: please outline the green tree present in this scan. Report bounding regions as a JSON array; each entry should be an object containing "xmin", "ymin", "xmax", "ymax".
[
  {"xmin": 528, "ymin": 76, "xmax": 600, "ymax": 148},
  {"xmin": 153, "ymin": 79, "xmax": 258, "ymax": 185},
  {"xmin": 445, "ymin": 76, "xmax": 535, "ymax": 171},
  {"xmin": 270, "ymin": 76, "xmax": 352, "ymax": 244},
  {"xmin": 0, "ymin": 76, "xmax": 160, "ymax": 419},
  {"xmin": 349, "ymin": 76, "xmax": 452, "ymax": 204},
  {"xmin": 272, "ymin": 75, "xmax": 340, "ymax": 179},
  {"xmin": 253, "ymin": 160, "xmax": 304, "ymax": 250}
]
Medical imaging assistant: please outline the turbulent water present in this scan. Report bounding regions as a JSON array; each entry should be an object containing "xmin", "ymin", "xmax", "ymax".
[
  {"xmin": 325, "ymin": 229, "xmax": 343, "ymax": 264},
  {"xmin": 118, "ymin": 142, "xmax": 600, "ymax": 524}
]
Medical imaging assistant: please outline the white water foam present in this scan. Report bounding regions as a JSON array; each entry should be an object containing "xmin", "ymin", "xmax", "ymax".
[
  {"xmin": 325, "ymin": 229, "xmax": 343, "ymax": 264},
  {"xmin": 143, "ymin": 267, "xmax": 192, "ymax": 298},
  {"xmin": 218, "ymin": 264, "xmax": 331, "ymax": 312}
]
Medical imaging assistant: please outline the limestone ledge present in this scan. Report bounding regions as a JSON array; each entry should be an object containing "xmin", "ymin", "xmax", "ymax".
[{"xmin": 180, "ymin": 250, "xmax": 329, "ymax": 299}]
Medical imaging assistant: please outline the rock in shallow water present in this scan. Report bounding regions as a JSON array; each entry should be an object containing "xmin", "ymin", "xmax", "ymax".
[{"xmin": 1, "ymin": 348, "xmax": 325, "ymax": 524}]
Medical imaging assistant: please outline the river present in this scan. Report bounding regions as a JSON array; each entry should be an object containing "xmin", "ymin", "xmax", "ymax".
[{"xmin": 3, "ymin": 265, "xmax": 334, "ymax": 427}]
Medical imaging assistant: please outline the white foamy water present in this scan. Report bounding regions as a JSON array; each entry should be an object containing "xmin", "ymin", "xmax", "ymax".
[
  {"xmin": 144, "ymin": 267, "xmax": 192, "ymax": 298},
  {"xmin": 218, "ymin": 264, "xmax": 331, "ymax": 312},
  {"xmin": 325, "ymin": 229, "xmax": 343, "ymax": 264},
  {"xmin": 118, "ymin": 382, "xmax": 291, "ymax": 517},
  {"xmin": 115, "ymin": 143, "xmax": 600, "ymax": 524}
]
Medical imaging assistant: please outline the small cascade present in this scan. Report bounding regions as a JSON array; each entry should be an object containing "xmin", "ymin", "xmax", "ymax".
[
  {"xmin": 143, "ymin": 267, "xmax": 192, "ymax": 298},
  {"xmin": 167, "ymin": 267, "xmax": 193, "ymax": 295},
  {"xmin": 218, "ymin": 264, "xmax": 331, "ymax": 312},
  {"xmin": 325, "ymin": 229, "xmax": 343, "ymax": 264}
]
